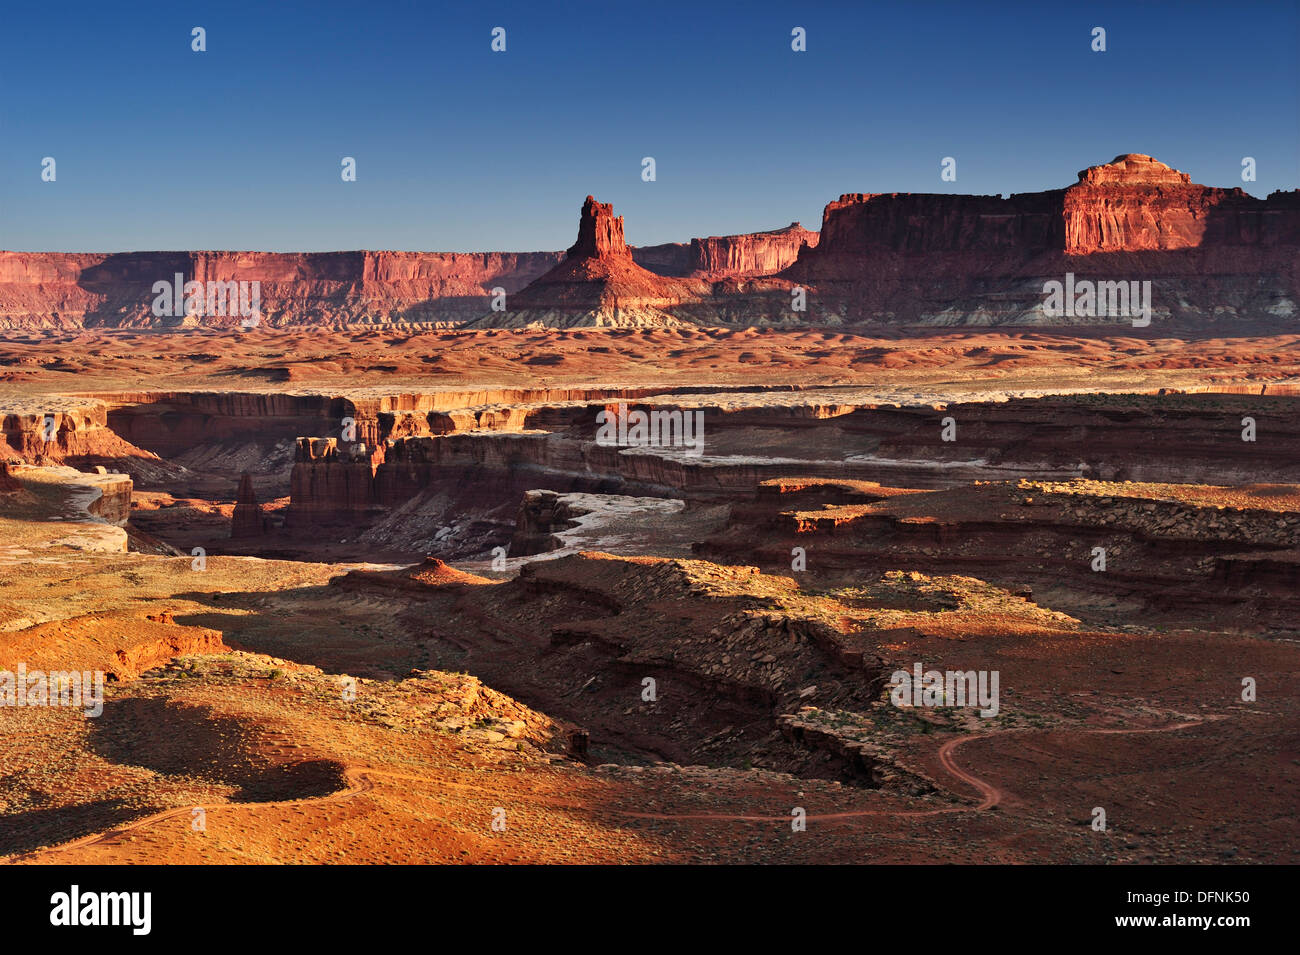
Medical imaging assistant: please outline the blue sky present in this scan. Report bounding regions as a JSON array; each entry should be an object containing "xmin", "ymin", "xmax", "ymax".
[{"xmin": 2, "ymin": 0, "xmax": 1296, "ymax": 252}]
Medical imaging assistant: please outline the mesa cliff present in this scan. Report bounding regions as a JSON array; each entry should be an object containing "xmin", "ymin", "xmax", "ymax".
[
  {"xmin": 4, "ymin": 154, "xmax": 1297, "ymax": 331},
  {"xmin": 0, "ymin": 223, "xmax": 810, "ymax": 330},
  {"xmin": 781, "ymin": 154, "xmax": 1300, "ymax": 327},
  {"xmin": 0, "ymin": 250, "xmax": 564, "ymax": 329},
  {"xmin": 477, "ymin": 155, "xmax": 1300, "ymax": 330},
  {"xmin": 632, "ymin": 222, "xmax": 818, "ymax": 277}
]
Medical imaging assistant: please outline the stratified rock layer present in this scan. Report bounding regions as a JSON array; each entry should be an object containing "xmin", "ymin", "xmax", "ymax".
[
  {"xmin": 782, "ymin": 154, "xmax": 1300, "ymax": 327},
  {"xmin": 3, "ymin": 155, "xmax": 1297, "ymax": 330},
  {"xmin": 632, "ymin": 223, "xmax": 818, "ymax": 277},
  {"xmin": 0, "ymin": 224, "xmax": 812, "ymax": 329}
]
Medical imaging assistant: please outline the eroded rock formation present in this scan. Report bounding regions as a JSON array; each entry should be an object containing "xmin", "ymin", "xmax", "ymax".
[
  {"xmin": 3, "ymin": 154, "xmax": 1295, "ymax": 332},
  {"xmin": 0, "ymin": 250, "xmax": 565, "ymax": 329},
  {"xmin": 0, "ymin": 222, "xmax": 815, "ymax": 329},
  {"xmin": 231, "ymin": 473, "xmax": 266, "ymax": 539},
  {"xmin": 471, "ymin": 197, "xmax": 709, "ymax": 328},
  {"xmin": 782, "ymin": 154, "xmax": 1300, "ymax": 327}
]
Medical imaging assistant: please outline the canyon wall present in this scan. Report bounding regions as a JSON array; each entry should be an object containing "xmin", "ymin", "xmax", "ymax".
[
  {"xmin": 283, "ymin": 391, "xmax": 1300, "ymax": 531},
  {"xmin": 1062, "ymin": 153, "xmax": 1300, "ymax": 252},
  {"xmin": 0, "ymin": 401, "xmax": 164, "ymax": 467},
  {"xmin": 98, "ymin": 386, "xmax": 701, "ymax": 459}
]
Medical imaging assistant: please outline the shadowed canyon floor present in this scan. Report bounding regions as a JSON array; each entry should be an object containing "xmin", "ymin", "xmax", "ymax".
[{"xmin": 0, "ymin": 328, "xmax": 1296, "ymax": 864}]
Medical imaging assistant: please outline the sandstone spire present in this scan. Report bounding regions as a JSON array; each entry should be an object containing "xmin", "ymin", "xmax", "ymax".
[
  {"xmin": 567, "ymin": 196, "xmax": 630, "ymax": 260},
  {"xmin": 469, "ymin": 195, "xmax": 702, "ymax": 328},
  {"xmin": 231, "ymin": 472, "xmax": 265, "ymax": 538}
]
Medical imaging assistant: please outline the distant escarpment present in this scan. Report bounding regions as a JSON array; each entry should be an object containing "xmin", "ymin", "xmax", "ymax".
[
  {"xmin": 782, "ymin": 154, "xmax": 1300, "ymax": 328},
  {"xmin": 4, "ymin": 154, "xmax": 1297, "ymax": 331},
  {"xmin": 0, "ymin": 250, "xmax": 564, "ymax": 329},
  {"xmin": 0, "ymin": 221, "xmax": 812, "ymax": 331},
  {"xmin": 631, "ymin": 222, "xmax": 818, "ymax": 278}
]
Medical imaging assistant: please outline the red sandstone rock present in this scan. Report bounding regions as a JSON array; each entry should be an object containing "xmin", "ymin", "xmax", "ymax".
[
  {"xmin": 471, "ymin": 196, "xmax": 709, "ymax": 328},
  {"xmin": 1062, "ymin": 154, "xmax": 1298, "ymax": 252},
  {"xmin": 567, "ymin": 196, "xmax": 630, "ymax": 259},
  {"xmin": 3, "ymin": 155, "xmax": 1297, "ymax": 331},
  {"xmin": 0, "ymin": 216, "xmax": 816, "ymax": 330},
  {"xmin": 780, "ymin": 154, "xmax": 1300, "ymax": 327},
  {"xmin": 632, "ymin": 223, "xmax": 818, "ymax": 278},
  {"xmin": 0, "ymin": 250, "xmax": 564, "ymax": 329},
  {"xmin": 231, "ymin": 472, "xmax": 266, "ymax": 538}
]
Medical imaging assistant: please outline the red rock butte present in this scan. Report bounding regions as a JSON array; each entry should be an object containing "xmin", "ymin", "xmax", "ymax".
[
  {"xmin": 471, "ymin": 194, "xmax": 710, "ymax": 328},
  {"xmin": 569, "ymin": 196, "xmax": 630, "ymax": 259}
]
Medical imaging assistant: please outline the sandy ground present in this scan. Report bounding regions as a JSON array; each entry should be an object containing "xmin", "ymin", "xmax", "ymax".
[{"xmin": 1, "ymin": 327, "xmax": 1299, "ymax": 401}]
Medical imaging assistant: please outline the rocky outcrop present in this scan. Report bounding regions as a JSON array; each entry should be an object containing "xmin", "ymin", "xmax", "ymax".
[
  {"xmin": 86, "ymin": 470, "xmax": 133, "ymax": 526},
  {"xmin": 286, "ymin": 437, "xmax": 384, "ymax": 526},
  {"xmin": 510, "ymin": 489, "xmax": 579, "ymax": 556},
  {"xmin": 470, "ymin": 197, "xmax": 709, "ymax": 328},
  {"xmin": 0, "ymin": 400, "xmax": 174, "ymax": 485},
  {"xmin": 230, "ymin": 473, "xmax": 266, "ymax": 538},
  {"xmin": 1, "ymin": 463, "xmax": 132, "ymax": 551}
]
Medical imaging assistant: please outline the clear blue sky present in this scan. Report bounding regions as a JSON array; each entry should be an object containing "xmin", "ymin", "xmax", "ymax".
[{"xmin": 2, "ymin": 0, "xmax": 1296, "ymax": 252}]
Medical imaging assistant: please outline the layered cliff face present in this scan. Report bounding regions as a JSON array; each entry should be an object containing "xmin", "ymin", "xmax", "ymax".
[
  {"xmin": 1062, "ymin": 154, "xmax": 1300, "ymax": 252},
  {"xmin": 632, "ymin": 223, "xmax": 818, "ymax": 278},
  {"xmin": 5, "ymin": 154, "xmax": 1297, "ymax": 331},
  {"xmin": 811, "ymin": 191, "xmax": 1065, "ymax": 255},
  {"xmin": 800, "ymin": 154, "xmax": 1300, "ymax": 259},
  {"xmin": 0, "ymin": 250, "xmax": 564, "ymax": 329},
  {"xmin": 0, "ymin": 252, "xmax": 192, "ymax": 330},
  {"xmin": 285, "ymin": 390, "xmax": 1300, "ymax": 535},
  {"xmin": 470, "ymin": 197, "xmax": 710, "ymax": 328},
  {"xmin": 0, "ymin": 400, "xmax": 168, "ymax": 478},
  {"xmin": 781, "ymin": 154, "xmax": 1300, "ymax": 328},
  {"xmin": 0, "ymin": 222, "xmax": 815, "ymax": 330}
]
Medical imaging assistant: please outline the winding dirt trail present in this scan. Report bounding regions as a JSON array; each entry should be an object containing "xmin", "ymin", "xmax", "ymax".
[{"xmin": 10, "ymin": 715, "xmax": 1216, "ymax": 860}]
